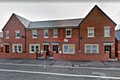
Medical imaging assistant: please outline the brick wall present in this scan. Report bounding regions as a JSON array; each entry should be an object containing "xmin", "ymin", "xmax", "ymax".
[
  {"xmin": 0, "ymin": 52, "xmax": 37, "ymax": 59},
  {"xmin": 2, "ymin": 14, "xmax": 26, "ymax": 53},
  {"xmin": 26, "ymin": 28, "xmax": 79, "ymax": 57},
  {"xmin": 79, "ymin": 6, "xmax": 116, "ymax": 59}
]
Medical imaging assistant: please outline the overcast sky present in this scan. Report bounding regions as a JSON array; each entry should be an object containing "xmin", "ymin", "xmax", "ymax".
[{"xmin": 0, "ymin": 1, "xmax": 120, "ymax": 31}]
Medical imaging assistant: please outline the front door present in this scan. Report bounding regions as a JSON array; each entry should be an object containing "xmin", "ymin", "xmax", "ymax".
[
  {"xmin": 44, "ymin": 45, "xmax": 49, "ymax": 56},
  {"xmin": 105, "ymin": 46, "xmax": 111, "ymax": 58},
  {"xmin": 53, "ymin": 45, "xmax": 58, "ymax": 53},
  {"xmin": 5, "ymin": 45, "xmax": 9, "ymax": 53}
]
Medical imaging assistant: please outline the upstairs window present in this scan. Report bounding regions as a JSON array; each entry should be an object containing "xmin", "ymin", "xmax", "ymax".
[
  {"xmin": 32, "ymin": 30, "xmax": 37, "ymax": 38},
  {"xmin": 88, "ymin": 27, "xmax": 94, "ymax": 37},
  {"xmin": 104, "ymin": 27, "xmax": 110, "ymax": 37},
  {"xmin": 53, "ymin": 29, "xmax": 58, "ymax": 38},
  {"xmin": 6, "ymin": 31, "xmax": 9, "ymax": 39},
  {"xmin": 66, "ymin": 29, "xmax": 72, "ymax": 38},
  {"xmin": 15, "ymin": 30, "xmax": 20, "ymax": 39},
  {"xmin": 44, "ymin": 29, "xmax": 48, "ymax": 38}
]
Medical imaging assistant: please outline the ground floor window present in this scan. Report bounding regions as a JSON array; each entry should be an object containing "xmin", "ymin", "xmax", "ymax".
[
  {"xmin": 29, "ymin": 44, "xmax": 40, "ymax": 53},
  {"xmin": 63, "ymin": 44, "xmax": 75, "ymax": 54},
  {"xmin": 85, "ymin": 44, "xmax": 99, "ymax": 53},
  {"xmin": 13, "ymin": 44, "xmax": 22, "ymax": 53}
]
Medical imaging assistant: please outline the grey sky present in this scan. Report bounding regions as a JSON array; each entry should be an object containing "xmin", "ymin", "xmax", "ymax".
[{"xmin": 0, "ymin": 1, "xmax": 120, "ymax": 31}]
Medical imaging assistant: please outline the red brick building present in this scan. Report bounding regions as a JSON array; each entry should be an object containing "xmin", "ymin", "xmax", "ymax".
[{"xmin": 1, "ymin": 5, "xmax": 118, "ymax": 61}]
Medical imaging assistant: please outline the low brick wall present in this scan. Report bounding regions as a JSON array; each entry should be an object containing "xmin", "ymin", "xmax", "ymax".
[
  {"xmin": 0, "ymin": 47, "xmax": 3, "ymax": 53},
  {"xmin": 118, "ymin": 53, "xmax": 120, "ymax": 62},
  {"xmin": 0, "ymin": 53, "xmax": 37, "ymax": 59},
  {"xmin": 53, "ymin": 52, "xmax": 109, "ymax": 61}
]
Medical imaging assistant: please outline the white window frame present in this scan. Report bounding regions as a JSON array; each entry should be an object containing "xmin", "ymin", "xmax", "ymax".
[
  {"xmin": 104, "ymin": 26, "xmax": 110, "ymax": 37},
  {"xmin": 85, "ymin": 44, "xmax": 99, "ymax": 53},
  {"xmin": 5, "ymin": 31, "xmax": 9, "ymax": 39},
  {"xmin": 29, "ymin": 44, "xmax": 40, "ymax": 53},
  {"xmin": 53, "ymin": 29, "xmax": 58, "ymax": 38},
  {"xmin": 15, "ymin": 30, "xmax": 20, "ymax": 39},
  {"xmin": 32, "ymin": 30, "xmax": 37, "ymax": 38},
  {"xmin": 44, "ymin": 29, "xmax": 48, "ymax": 38},
  {"xmin": 63, "ymin": 44, "xmax": 75, "ymax": 54},
  {"xmin": 87, "ymin": 27, "xmax": 95, "ymax": 37},
  {"xmin": 66, "ymin": 28, "xmax": 72, "ymax": 38},
  {"xmin": 13, "ymin": 44, "xmax": 22, "ymax": 53}
]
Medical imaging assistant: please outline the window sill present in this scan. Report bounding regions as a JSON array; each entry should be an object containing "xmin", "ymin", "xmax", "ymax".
[
  {"xmin": 32, "ymin": 37, "xmax": 37, "ymax": 39},
  {"xmin": 15, "ymin": 37, "xmax": 20, "ymax": 39},
  {"xmin": 63, "ymin": 52, "xmax": 75, "ymax": 54},
  {"xmin": 87, "ymin": 36, "xmax": 94, "ymax": 38},
  {"xmin": 53, "ymin": 37, "xmax": 58, "ymax": 38},
  {"xmin": 6, "ymin": 38, "xmax": 9, "ymax": 39},
  {"xmin": 66, "ymin": 36, "xmax": 72, "ymax": 38},
  {"xmin": 104, "ymin": 36, "xmax": 111, "ymax": 37},
  {"xmin": 30, "ymin": 52, "xmax": 34, "ymax": 53},
  {"xmin": 44, "ymin": 37, "xmax": 48, "ymax": 38},
  {"xmin": 85, "ymin": 53, "xmax": 98, "ymax": 54}
]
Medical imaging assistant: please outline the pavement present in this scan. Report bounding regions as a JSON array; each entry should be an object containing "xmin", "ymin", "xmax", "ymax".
[{"xmin": 0, "ymin": 58, "xmax": 120, "ymax": 68}]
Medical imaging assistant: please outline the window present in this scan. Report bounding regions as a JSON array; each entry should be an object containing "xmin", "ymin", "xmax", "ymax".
[
  {"xmin": 32, "ymin": 30, "xmax": 37, "ymax": 38},
  {"xmin": 85, "ymin": 44, "xmax": 99, "ymax": 53},
  {"xmin": 29, "ymin": 44, "xmax": 40, "ymax": 53},
  {"xmin": 15, "ymin": 30, "xmax": 20, "ymax": 39},
  {"xmin": 44, "ymin": 29, "xmax": 48, "ymax": 38},
  {"xmin": 86, "ymin": 45, "xmax": 91, "ymax": 53},
  {"xmin": 6, "ymin": 31, "xmax": 9, "ymax": 39},
  {"xmin": 63, "ymin": 44, "xmax": 75, "ymax": 54},
  {"xmin": 104, "ymin": 27, "xmax": 110, "ymax": 37},
  {"xmin": 66, "ymin": 29, "xmax": 72, "ymax": 38},
  {"xmin": 53, "ymin": 29, "xmax": 58, "ymax": 38},
  {"xmin": 87, "ymin": 27, "xmax": 94, "ymax": 37},
  {"xmin": 13, "ymin": 44, "xmax": 22, "ymax": 53}
]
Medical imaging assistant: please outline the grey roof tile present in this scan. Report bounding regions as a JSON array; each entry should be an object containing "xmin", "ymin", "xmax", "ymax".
[
  {"xmin": 0, "ymin": 32, "xmax": 3, "ymax": 38},
  {"xmin": 28, "ymin": 18, "xmax": 83, "ymax": 29},
  {"xmin": 15, "ymin": 14, "xmax": 30, "ymax": 28},
  {"xmin": 14, "ymin": 14, "xmax": 83, "ymax": 29},
  {"xmin": 115, "ymin": 30, "xmax": 120, "ymax": 41}
]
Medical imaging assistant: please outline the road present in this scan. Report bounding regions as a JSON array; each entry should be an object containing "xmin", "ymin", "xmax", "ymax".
[{"xmin": 0, "ymin": 63, "xmax": 119, "ymax": 80}]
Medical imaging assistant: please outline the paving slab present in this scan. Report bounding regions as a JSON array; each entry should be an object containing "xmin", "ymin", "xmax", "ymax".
[{"xmin": 0, "ymin": 58, "xmax": 120, "ymax": 68}]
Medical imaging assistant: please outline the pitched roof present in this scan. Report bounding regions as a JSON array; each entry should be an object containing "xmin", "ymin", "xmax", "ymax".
[
  {"xmin": 14, "ymin": 14, "xmax": 31, "ymax": 28},
  {"xmin": 28, "ymin": 18, "xmax": 83, "ymax": 29},
  {"xmin": 0, "ymin": 32, "xmax": 3, "ymax": 38},
  {"xmin": 115, "ymin": 30, "xmax": 120, "ymax": 41},
  {"xmin": 80, "ymin": 5, "xmax": 117, "ymax": 26}
]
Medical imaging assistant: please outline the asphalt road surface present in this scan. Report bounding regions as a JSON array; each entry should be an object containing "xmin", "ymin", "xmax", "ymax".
[{"xmin": 0, "ymin": 63, "xmax": 119, "ymax": 80}]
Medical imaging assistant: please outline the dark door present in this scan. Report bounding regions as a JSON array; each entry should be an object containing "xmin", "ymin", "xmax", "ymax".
[
  {"xmin": 105, "ymin": 46, "xmax": 111, "ymax": 58},
  {"xmin": 53, "ymin": 45, "xmax": 58, "ymax": 53},
  {"xmin": 5, "ymin": 45, "xmax": 9, "ymax": 53},
  {"xmin": 44, "ymin": 45, "xmax": 49, "ymax": 56}
]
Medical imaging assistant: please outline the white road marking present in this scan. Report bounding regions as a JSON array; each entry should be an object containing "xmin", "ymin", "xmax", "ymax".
[
  {"xmin": 92, "ymin": 72, "xmax": 109, "ymax": 80},
  {"xmin": 0, "ymin": 69, "xmax": 119, "ymax": 79},
  {"xmin": 0, "ymin": 62, "xmax": 120, "ymax": 71}
]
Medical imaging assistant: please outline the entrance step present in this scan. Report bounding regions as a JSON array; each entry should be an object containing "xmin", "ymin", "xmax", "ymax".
[
  {"xmin": 37, "ymin": 56, "xmax": 53, "ymax": 60},
  {"xmin": 47, "ymin": 56, "xmax": 53, "ymax": 60},
  {"xmin": 109, "ymin": 58, "xmax": 118, "ymax": 61},
  {"xmin": 37, "ymin": 57, "xmax": 44, "ymax": 59}
]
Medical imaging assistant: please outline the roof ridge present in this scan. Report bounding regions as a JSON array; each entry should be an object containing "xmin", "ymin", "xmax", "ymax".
[{"xmin": 31, "ymin": 18, "xmax": 84, "ymax": 23}]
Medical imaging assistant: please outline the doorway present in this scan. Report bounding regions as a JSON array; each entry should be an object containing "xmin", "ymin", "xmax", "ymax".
[
  {"xmin": 53, "ymin": 45, "xmax": 58, "ymax": 53},
  {"xmin": 5, "ymin": 45, "xmax": 9, "ymax": 53},
  {"xmin": 104, "ymin": 46, "xmax": 111, "ymax": 58},
  {"xmin": 44, "ymin": 45, "xmax": 49, "ymax": 56}
]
